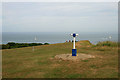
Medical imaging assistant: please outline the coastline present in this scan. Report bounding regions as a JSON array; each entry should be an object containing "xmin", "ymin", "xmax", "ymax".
[
  {"xmin": 1, "ymin": 40, "xmax": 118, "ymax": 50},
  {"xmin": 2, "ymin": 32, "xmax": 118, "ymax": 45}
]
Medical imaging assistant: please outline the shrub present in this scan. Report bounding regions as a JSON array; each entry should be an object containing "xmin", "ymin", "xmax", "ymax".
[
  {"xmin": 7, "ymin": 42, "xmax": 16, "ymax": 46},
  {"xmin": 96, "ymin": 41, "xmax": 118, "ymax": 47},
  {"xmin": 0, "ymin": 45, "xmax": 1, "ymax": 49},
  {"xmin": 1, "ymin": 42, "xmax": 45, "ymax": 49},
  {"xmin": 44, "ymin": 43, "xmax": 49, "ymax": 45},
  {"xmin": 2, "ymin": 44, "xmax": 10, "ymax": 49},
  {"xmin": 38, "ymin": 43, "xmax": 43, "ymax": 45}
]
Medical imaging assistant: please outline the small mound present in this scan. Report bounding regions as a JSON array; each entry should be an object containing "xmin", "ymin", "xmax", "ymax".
[
  {"xmin": 55, "ymin": 53, "xmax": 95, "ymax": 61},
  {"xmin": 76, "ymin": 40, "xmax": 92, "ymax": 48}
]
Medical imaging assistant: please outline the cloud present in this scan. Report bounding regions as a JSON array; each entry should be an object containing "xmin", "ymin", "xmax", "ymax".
[
  {"xmin": 2, "ymin": 0, "xmax": 119, "ymax": 2},
  {"xmin": 3, "ymin": 16, "xmax": 117, "ymax": 32},
  {"xmin": 0, "ymin": 3, "xmax": 2, "ymax": 33},
  {"xmin": 2, "ymin": 2, "xmax": 118, "ymax": 33},
  {"xmin": 3, "ymin": 2, "xmax": 117, "ymax": 17}
]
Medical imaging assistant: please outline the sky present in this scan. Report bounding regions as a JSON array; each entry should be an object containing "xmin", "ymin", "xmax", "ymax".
[
  {"xmin": 2, "ymin": 2, "xmax": 118, "ymax": 33},
  {"xmin": 1, "ymin": 0, "xmax": 119, "ymax": 2}
]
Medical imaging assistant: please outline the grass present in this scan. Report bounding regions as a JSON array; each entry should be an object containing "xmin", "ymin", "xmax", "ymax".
[
  {"xmin": 2, "ymin": 40, "xmax": 118, "ymax": 78},
  {"xmin": 96, "ymin": 41, "xmax": 118, "ymax": 47}
]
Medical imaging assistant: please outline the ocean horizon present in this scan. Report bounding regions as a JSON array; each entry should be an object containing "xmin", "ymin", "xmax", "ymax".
[{"xmin": 1, "ymin": 32, "xmax": 118, "ymax": 45}]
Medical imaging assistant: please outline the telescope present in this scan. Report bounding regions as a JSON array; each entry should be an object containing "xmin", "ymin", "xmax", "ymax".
[{"xmin": 70, "ymin": 33, "xmax": 78, "ymax": 56}]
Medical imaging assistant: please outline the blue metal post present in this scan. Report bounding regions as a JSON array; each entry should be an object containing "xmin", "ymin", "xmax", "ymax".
[{"xmin": 72, "ymin": 49, "xmax": 77, "ymax": 56}]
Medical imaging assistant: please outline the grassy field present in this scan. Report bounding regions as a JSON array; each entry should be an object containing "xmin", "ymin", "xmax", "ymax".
[{"xmin": 2, "ymin": 40, "xmax": 118, "ymax": 78}]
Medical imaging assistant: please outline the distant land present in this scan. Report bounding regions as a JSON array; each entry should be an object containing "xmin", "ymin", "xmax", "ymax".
[{"xmin": 1, "ymin": 32, "xmax": 118, "ymax": 44}]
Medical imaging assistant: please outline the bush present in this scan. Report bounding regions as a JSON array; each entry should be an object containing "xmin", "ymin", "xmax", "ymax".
[
  {"xmin": 1, "ymin": 42, "xmax": 45, "ymax": 49},
  {"xmin": 38, "ymin": 43, "xmax": 43, "ymax": 45},
  {"xmin": 44, "ymin": 43, "xmax": 49, "ymax": 45},
  {"xmin": 96, "ymin": 41, "xmax": 118, "ymax": 47},
  {"xmin": 0, "ymin": 45, "xmax": 1, "ymax": 49},
  {"xmin": 7, "ymin": 42, "xmax": 16, "ymax": 46},
  {"xmin": 2, "ymin": 44, "xmax": 10, "ymax": 49}
]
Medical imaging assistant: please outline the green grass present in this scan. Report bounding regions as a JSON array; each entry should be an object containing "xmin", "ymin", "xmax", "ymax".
[
  {"xmin": 82, "ymin": 60, "xmax": 89, "ymax": 62},
  {"xmin": 2, "ymin": 40, "xmax": 118, "ymax": 78},
  {"xmin": 66, "ymin": 74, "xmax": 86, "ymax": 78}
]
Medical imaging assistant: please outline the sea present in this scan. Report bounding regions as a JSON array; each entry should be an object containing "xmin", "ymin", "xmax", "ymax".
[{"xmin": 1, "ymin": 32, "xmax": 118, "ymax": 45}]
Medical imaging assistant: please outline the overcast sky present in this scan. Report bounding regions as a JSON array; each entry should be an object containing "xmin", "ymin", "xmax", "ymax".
[{"xmin": 2, "ymin": 2, "xmax": 118, "ymax": 33}]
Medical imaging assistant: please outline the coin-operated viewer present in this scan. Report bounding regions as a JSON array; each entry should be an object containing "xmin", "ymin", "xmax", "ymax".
[{"xmin": 70, "ymin": 33, "xmax": 78, "ymax": 56}]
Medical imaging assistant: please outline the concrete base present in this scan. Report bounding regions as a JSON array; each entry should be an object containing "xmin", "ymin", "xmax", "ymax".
[{"xmin": 54, "ymin": 53, "xmax": 95, "ymax": 61}]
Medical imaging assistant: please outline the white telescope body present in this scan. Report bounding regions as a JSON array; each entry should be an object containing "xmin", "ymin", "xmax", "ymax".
[
  {"xmin": 76, "ymin": 34, "xmax": 78, "ymax": 36},
  {"xmin": 70, "ymin": 34, "xmax": 73, "ymax": 36},
  {"xmin": 73, "ymin": 37, "xmax": 75, "ymax": 49},
  {"xmin": 70, "ymin": 33, "xmax": 78, "ymax": 49},
  {"xmin": 70, "ymin": 34, "xmax": 78, "ymax": 36}
]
